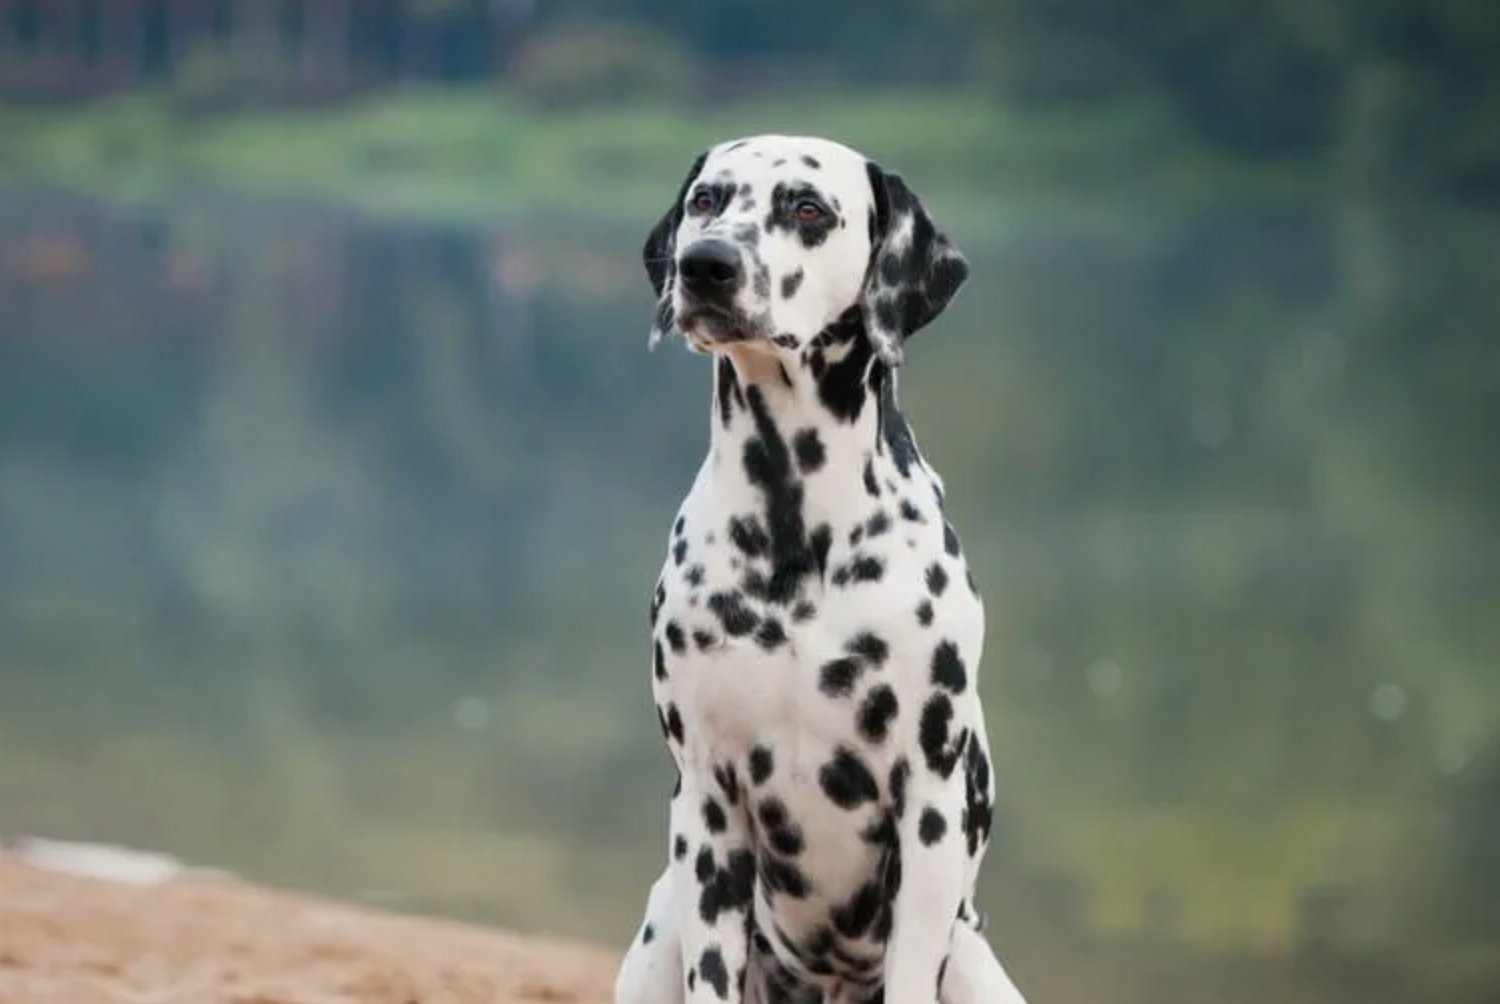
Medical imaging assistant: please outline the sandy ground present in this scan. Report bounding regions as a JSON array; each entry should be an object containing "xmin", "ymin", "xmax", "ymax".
[{"xmin": 0, "ymin": 843, "xmax": 618, "ymax": 1004}]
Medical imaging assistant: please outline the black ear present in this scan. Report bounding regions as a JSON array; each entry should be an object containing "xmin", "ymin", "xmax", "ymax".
[
  {"xmin": 643, "ymin": 151, "xmax": 707, "ymax": 347},
  {"xmin": 860, "ymin": 162, "xmax": 969, "ymax": 365}
]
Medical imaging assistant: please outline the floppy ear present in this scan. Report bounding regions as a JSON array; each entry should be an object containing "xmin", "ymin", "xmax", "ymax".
[
  {"xmin": 859, "ymin": 161, "xmax": 969, "ymax": 365},
  {"xmin": 643, "ymin": 151, "xmax": 707, "ymax": 348}
]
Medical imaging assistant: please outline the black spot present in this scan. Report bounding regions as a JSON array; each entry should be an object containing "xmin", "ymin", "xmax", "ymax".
[
  {"xmin": 674, "ymin": 833, "xmax": 689, "ymax": 860},
  {"xmin": 846, "ymin": 632, "xmax": 889, "ymax": 666},
  {"xmin": 688, "ymin": 969, "xmax": 697, "ymax": 991},
  {"xmin": 703, "ymin": 798, "xmax": 727, "ymax": 832},
  {"xmin": 865, "ymin": 510, "xmax": 891, "ymax": 538},
  {"xmin": 725, "ymin": 139, "xmax": 749, "ymax": 152},
  {"xmin": 641, "ymin": 922, "xmax": 655, "ymax": 944},
  {"xmin": 685, "ymin": 564, "xmax": 706, "ymax": 587},
  {"xmin": 714, "ymin": 763, "xmax": 741, "ymax": 805},
  {"xmin": 699, "ymin": 942, "xmax": 729, "ymax": 996},
  {"xmin": 857, "ymin": 685, "xmax": 899, "ymax": 743},
  {"xmin": 916, "ymin": 599, "xmax": 935, "ymax": 626},
  {"xmin": 695, "ymin": 846, "xmax": 715, "ymax": 883},
  {"xmin": 772, "ymin": 158, "xmax": 786, "ymax": 166},
  {"xmin": 793, "ymin": 429, "xmax": 825, "ymax": 473},
  {"xmin": 653, "ymin": 641, "xmax": 668, "ymax": 681},
  {"xmin": 699, "ymin": 848, "xmax": 756, "ymax": 924},
  {"xmin": 674, "ymin": 515, "xmax": 686, "ymax": 538},
  {"xmin": 849, "ymin": 525, "xmax": 865, "ymax": 546},
  {"xmin": 816, "ymin": 312, "xmax": 875, "ymax": 422},
  {"xmin": 757, "ymin": 797, "xmax": 805, "ymax": 856},
  {"xmin": 755, "ymin": 617, "xmax": 788, "ymax": 650},
  {"xmin": 760, "ymin": 854, "xmax": 810, "ymax": 898},
  {"xmin": 650, "ymin": 581, "xmax": 665, "ymax": 626},
  {"xmin": 919, "ymin": 693, "xmax": 967, "ymax": 778},
  {"xmin": 819, "ymin": 657, "xmax": 862, "ymax": 697},
  {"xmin": 899, "ymin": 498, "xmax": 924, "ymax": 523},
  {"xmin": 717, "ymin": 357, "xmax": 744, "ymax": 429},
  {"xmin": 801, "ymin": 154, "xmax": 821, "ymax": 169},
  {"xmin": 876, "ymin": 375, "xmax": 921, "ymax": 477},
  {"xmin": 694, "ymin": 628, "xmax": 717, "ymax": 651},
  {"xmin": 863, "ymin": 459, "xmax": 880, "ymax": 497},
  {"xmin": 889, "ymin": 758, "xmax": 911, "ymax": 818},
  {"xmin": 943, "ymin": 522, "xmax": 961, "ymax": 556},
  {"xmin": 708, "ymin": 591, "xmax": 759, "ymax": 636},
  {"xmin": 926, "ymin": 562, "xmax": 949, "ymax": 596},
  {"xmin": 931, "ymin": 640, "xmax": 968, "ymax": 693},
  {"xmin": 666, "ymin": 704, "xmax": 685, "ymax": 744},
  {"xmin": 749, "ymin": 745, "xmax": 774, "ymax": 784},
  {"xmin": 792, "ymin": 600, "xmax": 817, "ymax": 622},
  {"xmin": 729, "ymin": 515, "xmax": 770, "ymax": 557},
  {"xmin": 673, "ymin": 538, "xmax": 689, "ymax": 566},
  {"xmin": 665, "ymin": 621, "xmax": 686, "ymax": 654},
  {"xmin": 772, "ymin": 333, "xmax": 798, "ymax": 348},
  {"xmin": 781, "ymin": 268, "xmax": 804, "ymax": 299},
  {"xmin": 819, "ymin": 747, "xmax": 880, "ymax": 808},
  {"xmin": 849, "ymin": 555, "xmax": 884, "ymax": 582},
  {"xmin": 919, "ymin": 807, "xmax": 948, "ymax": 845},
  {"xmin": 811, "ymin": 524, "xmax": 832, "ymax": 576},
  {"xmin": 963, "ymin": 740, "xmax": 994, "ymax": 857},
  {"xmin": 741, "ymin": 387, "xmax": 823, "ymax": 605},
  {"xmin": 742, "ymin": 568, "xmax": 771, "ymax": 600},
  {"xmin": 862, "ymin": 810, "xmax": 897, "ymax": 848},
  {"xmin": 832, "ymin": 882, "xmax": 883, "ymax": 939}
]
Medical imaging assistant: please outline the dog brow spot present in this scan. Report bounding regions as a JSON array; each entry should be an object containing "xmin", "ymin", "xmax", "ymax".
[{"xmin": 781, "ymin": 268, "xmax": 804, "ymax": 299}]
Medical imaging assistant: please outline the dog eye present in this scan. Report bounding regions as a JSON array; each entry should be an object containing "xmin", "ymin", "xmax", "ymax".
[
  {"xmin": 690, "ymin": 191, "xmax": 714, "ymax": 213},
  {"xmin": 794, "ymin": 201, "xmax": 825, "ymax": 222}
]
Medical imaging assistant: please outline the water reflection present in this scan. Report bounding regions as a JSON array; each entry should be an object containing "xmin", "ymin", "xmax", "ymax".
[{"xmin": 0, "ymin": 188, "xmax": 1496, "ymax": 1003}]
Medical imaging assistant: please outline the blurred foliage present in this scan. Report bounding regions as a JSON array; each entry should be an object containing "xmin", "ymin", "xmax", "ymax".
[{"xmin": 509, "ymin": 19, "xmax": 700, "ymax": 109}]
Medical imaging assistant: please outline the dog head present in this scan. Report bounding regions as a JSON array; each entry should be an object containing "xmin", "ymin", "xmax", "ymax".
[{"xmin": 643, "ymin": 135, "xmax": 968, "ymax": 365}]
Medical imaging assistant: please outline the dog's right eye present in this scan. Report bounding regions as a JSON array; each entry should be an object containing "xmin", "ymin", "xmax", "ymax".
[{"xmin": 689, "ymin": 191, "xmax": 714, "ymax": 214}]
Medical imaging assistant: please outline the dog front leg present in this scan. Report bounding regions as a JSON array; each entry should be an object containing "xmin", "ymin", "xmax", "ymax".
[
  {"xmin": 672, "ymin": 774, "xmax": 755, "ymax": 1003},
  {"xmin": 616, "ymin": 865, "xmax": 684, "ymax": 1004},
  {"xmin": 883, "ymin": 766, "xmax": 968, "ymax": 1003}
]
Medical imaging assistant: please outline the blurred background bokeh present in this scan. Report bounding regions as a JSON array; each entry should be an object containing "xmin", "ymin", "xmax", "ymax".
[{"xmin": 2, "ymin": 2, "xmax": 1498, "ymax": 1001}]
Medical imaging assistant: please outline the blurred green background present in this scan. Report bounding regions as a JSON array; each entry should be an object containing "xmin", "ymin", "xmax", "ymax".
[{"xmin": 1, "ymin": 2, "xmax": 1498, "ymax": 1001}]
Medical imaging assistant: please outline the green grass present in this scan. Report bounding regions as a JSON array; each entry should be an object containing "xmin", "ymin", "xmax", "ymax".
[{"xmin": 0, "ymin": 87, "xmax": 1310, "ymax": 225}]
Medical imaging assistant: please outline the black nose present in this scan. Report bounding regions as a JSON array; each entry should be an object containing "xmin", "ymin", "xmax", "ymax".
[{"xmin": 677, "ymin": 239, "xmax": 744, "ymax": 300}]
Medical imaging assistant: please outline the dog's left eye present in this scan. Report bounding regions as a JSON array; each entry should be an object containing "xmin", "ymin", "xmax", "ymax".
[
  {"xmin": 794, "ymin": 201, "xmax": 825, "ymax": 222},
  {"xmin": 690, "ymin": 192, "xmax": 714, "ymax": 213}
]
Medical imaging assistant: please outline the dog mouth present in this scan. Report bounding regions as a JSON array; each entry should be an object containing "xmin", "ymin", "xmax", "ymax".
[{"xmin": 677, "ymin": 298, "xmax": 761, "ymax": 347}]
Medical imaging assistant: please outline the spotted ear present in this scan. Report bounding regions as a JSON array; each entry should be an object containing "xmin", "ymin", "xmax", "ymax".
[
  {"xmin": 643, "ymin": 151, "xmax": 708, "ymax": 348},
  {"xmin": 860, "ymin": 162, "xmax": 969, "ymax": 365}
]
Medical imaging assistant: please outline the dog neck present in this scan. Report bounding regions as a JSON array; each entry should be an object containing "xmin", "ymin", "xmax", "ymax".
[{"xmin": 705, "ymin": 316, "xmax": 919, "ymax": 523}]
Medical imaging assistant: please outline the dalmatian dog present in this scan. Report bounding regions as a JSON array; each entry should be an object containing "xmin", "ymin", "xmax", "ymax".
[{"xmin": 616, "ymin": 136, "xmax": 1028, "ymax": 1004}]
